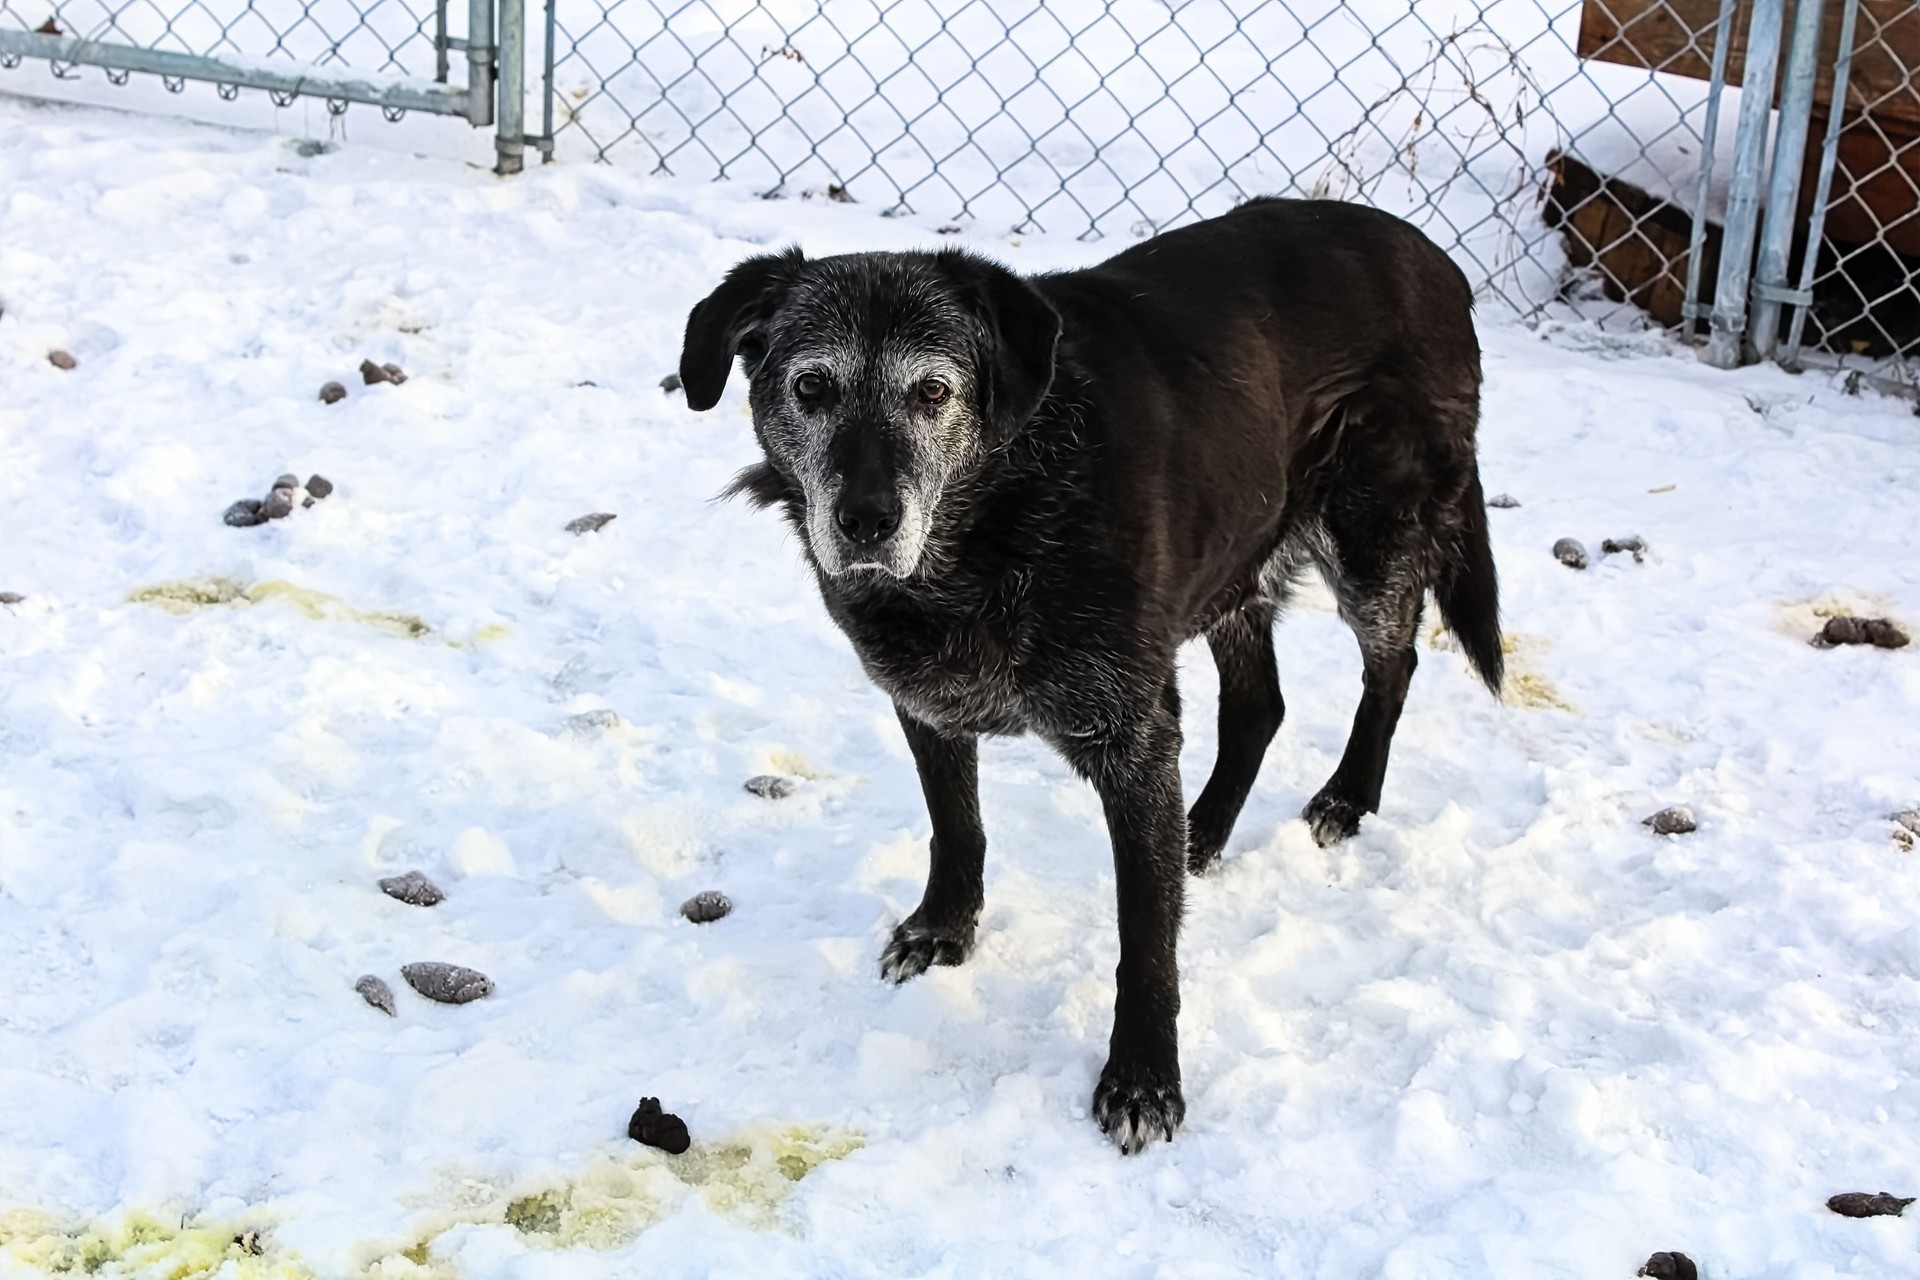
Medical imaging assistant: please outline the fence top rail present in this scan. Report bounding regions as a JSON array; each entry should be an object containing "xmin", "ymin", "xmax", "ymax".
[{"xmin": 0, "ymin": 28, "xmax": 473, "ymax": 114}]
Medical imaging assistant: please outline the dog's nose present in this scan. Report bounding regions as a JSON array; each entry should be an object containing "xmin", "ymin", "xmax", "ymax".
[{"xmin": 834, "ymin": 493, "xmax": 902, "ymax": 546}]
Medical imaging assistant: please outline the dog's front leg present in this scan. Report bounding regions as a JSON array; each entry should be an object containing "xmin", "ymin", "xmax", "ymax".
[
  {"xmin": 881, "ymin": 705, "xmax": 986, "ymax": 983},
  {"xmin": 1057, "ymin": 691, "xmax": 1188, "ymax": 1154}
]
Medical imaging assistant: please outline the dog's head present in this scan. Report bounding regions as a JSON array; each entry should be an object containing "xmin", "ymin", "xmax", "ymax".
[{"xmin": 679, "ymin": 247, "xmax": 1061, "ymax": 578}]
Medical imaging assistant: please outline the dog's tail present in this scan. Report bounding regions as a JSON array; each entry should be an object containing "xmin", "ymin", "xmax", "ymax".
[{"xmin": 1435, "ymin": 467, "xmax": 1503, "ymax": 695}]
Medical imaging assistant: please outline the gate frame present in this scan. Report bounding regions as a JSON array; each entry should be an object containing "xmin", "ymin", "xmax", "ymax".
[{"xmin": 0, "ymin": 0, "xmax": 551, "ymax": 174}]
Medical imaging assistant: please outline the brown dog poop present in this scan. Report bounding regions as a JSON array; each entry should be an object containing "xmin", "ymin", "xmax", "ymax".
[
  {"xmin": 628, "ymin": 1097, "xmax": 690, "ymax": 1154},
  {"xmin": 1552, "ymin": 537, "xmax": 1588, "ymax": 570},
  {"xmin": 1637, "ymin": 1252, "xmax": 1697, "ymax": 1280},
  {"xmin": 379, "ymin": 870, "xmax": 445, "ymax": 907},
  {"xmin": 1815, "ymin": 616, "xmax": 1910, "ymax": 650},
  {"xmin": 1827, "ymin": 1191, "xmax": 1915, "ymax": 1218},
  {"xmin": 1601, "ymin": 535, "xmax": 1647, "ymax": 563},
  {"xmin": 679, "ymin": 890, "xmax": 732, "ymax": 924},
  {"xmin": 355, "ymin": 974, "xmax": 397, "ymax": 1017},
  {"xmin": 1643, "ymin": 805, "xmax": 1697, "ymax": 836},
  {"xmin": 401, "ymin": 961, "xmax": 494, "ymax": 1004}
]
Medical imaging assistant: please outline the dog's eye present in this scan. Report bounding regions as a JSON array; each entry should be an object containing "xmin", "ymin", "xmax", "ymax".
[
  {"xmin": 794, "ymin": 371, "xmax": 827, "ymax": 402},
  {"xmin": 917, "ymin": 378, "xmax": 950, "ymax": 405}
]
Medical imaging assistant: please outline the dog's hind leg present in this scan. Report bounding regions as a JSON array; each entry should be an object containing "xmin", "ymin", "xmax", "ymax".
[
  {"xmin": 1302, "ymin": 534, "xmax": 1426, "ymax": 848},
  {"xmin": 881, "ymin": 706, "xmax": 986, "ymax": 982},
  {"xmin": 1186, "ymin": 603, "xmax": 1283, "ymax": 875}
]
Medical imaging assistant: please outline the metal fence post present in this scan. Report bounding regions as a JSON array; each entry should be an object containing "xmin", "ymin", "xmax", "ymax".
[
  {"xmin": 1748, "ymin": 0, "xmax": 1829, "ymax": 359},
  {"xmin": 1683, "ymin": 0, "xmax": 1743, "ymax": 342},
  {"xmin": 1784, "ymin": 0, "xmax": 1862, "ymax": 364},
  {"xmin": 539, "ymin": 0, "xmax": 557, "ymax": 163},
  {"xmin": 1704, "ymin": 0, "xmax": 1790, "ymax": 369},
  {"xmin": 495, "ymin": 0, "xmax": 525, "ymax": 174},
  {"xmin": 467, "ymin": 0, "xmax": 496, "ymax": 128}
]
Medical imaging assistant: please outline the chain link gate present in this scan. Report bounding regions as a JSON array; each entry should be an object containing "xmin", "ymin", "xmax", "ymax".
[{"xmin": 0, "ymin": 0, "xmax": 551, "ymax": 172}]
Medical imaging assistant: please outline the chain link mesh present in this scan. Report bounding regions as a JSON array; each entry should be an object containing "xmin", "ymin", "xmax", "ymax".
[
  {"xmin": 544, "ymin": 0, "xmax": 1736, "ymax": 321},
  {"xmin": 1800, "ymin": 1, "xmax": 1920, "ymax": 369},
  {"xmin": 7, "ymin": 0, "xmax": 1919, "ymax": 378}
]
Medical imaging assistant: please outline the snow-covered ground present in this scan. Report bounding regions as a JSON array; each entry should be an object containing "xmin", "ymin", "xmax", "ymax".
[{"xmin": 3, "ymin": 93, "xmax": 1920, "ymax": 1280}]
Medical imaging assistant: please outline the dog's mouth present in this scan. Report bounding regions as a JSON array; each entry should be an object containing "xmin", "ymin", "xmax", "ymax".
[
  {"xmin": 808, "ymin": 497, "xmax": 929, "ymax": 580},
  {"xmin": 824, "ymin": 542, "xmax": 914, "ymax": 578}
]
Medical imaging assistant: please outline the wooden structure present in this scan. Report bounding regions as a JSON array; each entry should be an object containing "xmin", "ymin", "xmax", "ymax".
[
  {"xmin": 1555, "ymin": 0, "xmax": 1920, "ymax": 351},
  {"xmin": 1578, "ymin": 0, "xmax": 1920, "ymax": 256},
  {"xmin": 1543, "ymin": 149, "xmax": 1722, "ymax": 326}
]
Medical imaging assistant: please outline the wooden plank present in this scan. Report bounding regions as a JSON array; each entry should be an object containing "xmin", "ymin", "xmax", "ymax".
[
  {"xmin": 1543, "ymin": 148, "xmax": 1720, "ymax": 326},
  {"xmin": 1800, "ymin": 114, "xmax": 1920, "ymax": 257},
  {"xmin": 1576, "ymin": 0, "xmax": 1737, "ymax": 80},
  {"xmin": 1577, "ymin": 0, "xmax": 1920, "ymax": 132},
  {"xmin": 1544, "ymin": 146, "xmax": 1920, "ymax": 352}
]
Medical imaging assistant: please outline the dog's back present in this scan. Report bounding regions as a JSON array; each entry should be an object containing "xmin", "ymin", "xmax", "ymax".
[
  {"xmin": 1039, "ymin": 198, "xmax": 1479, "ymax": 417},
  {"xmin": 1026, "ymin": 198, "xmax": 1500, "ymax": 691}
]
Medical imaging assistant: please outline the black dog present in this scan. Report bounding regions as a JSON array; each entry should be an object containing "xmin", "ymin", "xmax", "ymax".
[{"xmin": 678, "ymin": 198, "xmax": 1502, "ymax": 1153}]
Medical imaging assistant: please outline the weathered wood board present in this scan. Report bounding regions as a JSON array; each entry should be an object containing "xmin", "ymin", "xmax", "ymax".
[
  {"xmin": 1577, "ymin": 1, "xmax": 1920, "ymax": 256},
  {"xmin": 1543, "ymin": 149, "xmax": 1721, "ymax": 327},
  {"xmin": 1576, "ymin": 0, "xmax": 1920, "ymax": 130}
]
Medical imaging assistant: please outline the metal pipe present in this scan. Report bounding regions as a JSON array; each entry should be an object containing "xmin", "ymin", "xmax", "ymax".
[
  {"xmin": 540, "ymin": 0, "xmax": 556, "ymax": 162},
  {"xmin": 1704, "ymin": 0, "xmax": 1789, "ymax": 369},
  {"xmin": 1785, "ymin": 0, "xmax": 1862, "ymax": 363},
  {"xmin": 466, "ymin": 0, "xmax": 495, "ymax": 128},
  {"xmin": 0, "ymin": 31, "xmax": 473, "ymax": 115},
  {"xmin": 1683, "ymin": 0, "xmax": 1741, "ymax": 342},
  {"xmin": 495, "ymin": 0, "xmax": 525, "ymax": 175},
  {"xmin": 435, "ymin": 0, "xmax": 449, "ymax": 84},
  {"xmin": 1748, "ymin": 0, "xmax": 1829, "ymax": 358}
]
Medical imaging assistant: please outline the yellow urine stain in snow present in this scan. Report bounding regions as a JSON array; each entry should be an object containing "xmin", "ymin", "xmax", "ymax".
[
  {"xmin": 246, "ymin": 581, "xmax": 432, "ymax": 639},
  {"xmin": 360, "ymin": 1124, "xmax": 865, "ymax": 1274},
  {"xmin": 764, "ymin": 748, "xmax": 824, "ymax": 780},
  {"xmin": 1423, "ymin": 626, "xmax": 1574, "ymax": 712},
  {"xmin": 127, "ymin": 576, "xmax": 251, "ymax": 612},
  {"xmin": 1505, "ymin": 670, "xmax": 1576, "ymax": 712},
  {"xmin": 1422, "ymin": 623, "xmax": 1540, "ymax": 659},
  {"xmin": 0, "ymin": 1208, "xmax": 312, "ymax": 1279},
  {"xmin": 127, "ymin": 577, "xmax": 512, "ymax": 646}
]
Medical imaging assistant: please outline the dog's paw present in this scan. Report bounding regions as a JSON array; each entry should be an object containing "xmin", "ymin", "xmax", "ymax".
[
  {"xmin": 1302, "ymin": 789, "xmax": 1364, "ymax": 847},
  {"xmin": 879, "ymin": 918, "xmax": 974, "ymax": 984},
  {"xmin": 1185, "ymin": 831, "xmax": 1224, "ymax": 877},
  {"xmin": 1092, "ymin": 1059, "xmax": 1185, "ymax": 1155}
]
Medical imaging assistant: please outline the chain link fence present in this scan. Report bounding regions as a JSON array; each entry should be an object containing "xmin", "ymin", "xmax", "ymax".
[
  {"xmin": 545, "ymin": 0, "xmax": 1735, "ymax": 320},
  {"xmin": 1797, "ymin": 0, "xmax": 1920, "ymax": 367},
  {"xmin": 5, "ymin": 0, "xmax": 1918, "ymax": 385}
]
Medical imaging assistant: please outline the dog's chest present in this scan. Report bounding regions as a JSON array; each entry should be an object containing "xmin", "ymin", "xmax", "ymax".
[{"xmin": 830, "ymin": 573, "xmax": 1055, "ymax": 736}]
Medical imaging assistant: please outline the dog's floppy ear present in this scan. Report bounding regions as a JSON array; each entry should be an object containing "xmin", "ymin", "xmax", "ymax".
[
  {"xmin": 938, "ymin": 250, "xmax": 1061, "ymax": 438},
  {"xmin": 679, "ymin": 247, "xmax": 804, "ymax": 411}
]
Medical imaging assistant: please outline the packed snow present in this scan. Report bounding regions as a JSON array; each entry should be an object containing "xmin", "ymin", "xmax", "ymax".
[{"xmin": 2, "ymin": 92, "xmax": 1920, "ymax": 1280}]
